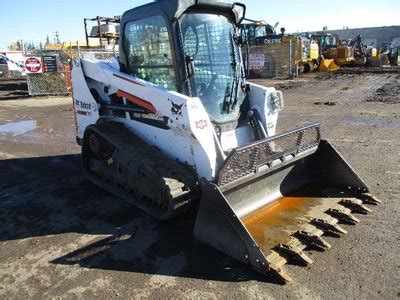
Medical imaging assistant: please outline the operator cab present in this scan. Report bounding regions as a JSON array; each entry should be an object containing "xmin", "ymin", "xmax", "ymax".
[
  {"xmin": 119, "ymin": 0, "xmax": 247, "ymax": 126},
  {"xmin": 240, "ymin": 22, "xmax": 276, "ymax": 46}
]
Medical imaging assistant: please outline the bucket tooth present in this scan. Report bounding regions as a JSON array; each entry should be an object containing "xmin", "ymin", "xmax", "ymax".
[
  {"xmin": 359, "ymin": 193, "xmax": 382, "ymax": 205},
  {"xmin": 269, "ymin": 265, "xmax": 292, "ymax": 283},
  {"xmin": 276, "ymin": 243, "xmax": 313, "ymax": 266},
  {"xmin": 340, "ymin": 199, "xmax": 372, "ymax": 214},
  {"xmin": 326, "ymin": 207, "xmax": 360, "ymax": 224},
  {"xmin": 310, "ymin": 218, "xmax": 348, "ymax": 235},
  {"xmin": 293, "ymin": 230, "xmax": 331, "ymax": 250}
]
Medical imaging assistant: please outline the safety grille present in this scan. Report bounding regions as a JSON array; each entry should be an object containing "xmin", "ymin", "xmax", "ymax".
[
  {"xmin": 217, "ymin": 123, "xmax": 321, "ymax": 187},
  {"xmin": 181, "ymin": 14, "xmax": 236, "ymax": 117}
]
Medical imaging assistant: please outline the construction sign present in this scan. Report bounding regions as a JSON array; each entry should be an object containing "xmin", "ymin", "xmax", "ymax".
[
  {"xmin": 24, "ymin": 57, "xmax": 43, "ymax": 74},
  {"xmin": 42, "ymin": 56, "xmax": 58, "ymax": 72},
  {"xmin": 249, "ymin": 53, "xmax": 265, "ymax": 70}
]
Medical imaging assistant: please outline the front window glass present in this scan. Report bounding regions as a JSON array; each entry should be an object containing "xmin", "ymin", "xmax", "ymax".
[
  {"xmin": 255, "ymin": 26, "xmax": 266, "ymax": 38},
  {"xmin": 124, "ymin": 16, "xmax": 177, "ymax": 91},
  {"xmin": 181, "ymin": 13, "xmax": 245, "ymax": 123}
]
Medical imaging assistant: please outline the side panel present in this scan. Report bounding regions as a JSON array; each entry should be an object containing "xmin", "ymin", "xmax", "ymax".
[
  {"xmin": 77, "ymin": 58, "xmax": 218, "ymax": 181},
  {"xmin": 248, "ymin": 82, "xmax": 283, "ymax": 137},
  {"xmin": 71, "ymin": 59, "xmax": 100, "ymax": 139},
  {"xmin": 120, "ymin": 118, "xmax": 196, "ymax": 170}
]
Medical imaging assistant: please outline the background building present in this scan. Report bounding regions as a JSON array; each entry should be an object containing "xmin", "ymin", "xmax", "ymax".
[{"xmin": 309, "ymin": 25, "xmax": 400, "ymax": 48}]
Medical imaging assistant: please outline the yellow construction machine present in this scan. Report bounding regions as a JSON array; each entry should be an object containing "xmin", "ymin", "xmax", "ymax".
[
  {"xmin": 334, "ymin": 34, "xmax": 388, "ymax": 67},
  {"xmin": 349, "ymin": 35, "xmax": 389, "ymax": 67},
  {"xmin": 312, "ymin": 33, "xmax": 341, "ymax": 71},
  {"xmin": 297, "ymin": 34, "xmax": 320, "ymax": 73}
]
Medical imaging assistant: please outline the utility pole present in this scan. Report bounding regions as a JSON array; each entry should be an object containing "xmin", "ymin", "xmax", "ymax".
[{"xmin": 54, "ymin": 31, "xmax": 61, "ymax": 44}]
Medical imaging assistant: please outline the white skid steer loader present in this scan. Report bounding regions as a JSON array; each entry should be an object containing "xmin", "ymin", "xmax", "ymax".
[{"xmin": 71, "ymin": 0, "xmax": 380, "ymax": 282}]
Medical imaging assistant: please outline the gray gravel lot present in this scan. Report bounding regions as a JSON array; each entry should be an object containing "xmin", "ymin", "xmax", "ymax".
[{"xmin": 0, "ymin": 72, "xmax": 399, "ymax": 298}]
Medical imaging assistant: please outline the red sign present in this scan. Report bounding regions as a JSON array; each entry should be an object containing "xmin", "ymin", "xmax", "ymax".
[{"xmin": 24, "ymin": 57, "xmax": 43, "ymax": 74}]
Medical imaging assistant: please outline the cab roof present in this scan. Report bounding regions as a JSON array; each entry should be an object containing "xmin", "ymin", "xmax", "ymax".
[{"xmin": 120, "ymin": 0, "xmax": 246, "ymax": 26}]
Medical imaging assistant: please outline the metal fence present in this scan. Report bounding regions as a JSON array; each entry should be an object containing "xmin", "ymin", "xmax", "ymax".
[
  {"xmin": 25, "ymin": 50, "xmax": 71, "ymax": 96},
  {"xmin": 244, "ymin": 38, "xmax": 302, "ymax": 79},
  {"xmin": 24, "ymin": 50, "xmax": 117, "ymax": 96}
]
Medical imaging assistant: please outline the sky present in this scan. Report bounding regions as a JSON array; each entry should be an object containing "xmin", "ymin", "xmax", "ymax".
[{"xmin": 1, "ymin": 0, "xmax": 399, "ymax": 49}]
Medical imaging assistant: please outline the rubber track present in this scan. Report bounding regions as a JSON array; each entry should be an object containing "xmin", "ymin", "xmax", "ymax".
[{"xmin": 83, "ymin": 121, "xmax": 199, "ymax": 220}]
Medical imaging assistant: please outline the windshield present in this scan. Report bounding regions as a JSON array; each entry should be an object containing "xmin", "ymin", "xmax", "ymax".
[
  {"xmin": 255, "ymin": 26, "xmax": 266, "ymax": 38},
  {"xmin": 180, "ymin": 13, "xmax": 245, "ymax": 123}
]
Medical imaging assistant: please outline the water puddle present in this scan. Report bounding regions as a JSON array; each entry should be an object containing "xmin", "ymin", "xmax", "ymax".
[{"xmin": 0, "ymin": 120, "xmax": 38, "ymax": 136}]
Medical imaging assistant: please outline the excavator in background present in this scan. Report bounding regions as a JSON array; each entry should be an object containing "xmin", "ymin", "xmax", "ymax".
[
  {"xmin": 348, "ymin": 34, "xmax": 391, "ymax": 67},
  {"xmin": 349, "ymin": 34, "xmax": 377, "ymax": 66},
  {"xmin": 311, "ymin": 33, "xmax": 388, "ymax": 68},
  {"xmin": 71, "ymin": 0, "xmax": 380, "ymax": 282}
]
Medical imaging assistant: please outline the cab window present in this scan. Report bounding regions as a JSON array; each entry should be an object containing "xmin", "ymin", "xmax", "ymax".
[{"xmin": 124, "ymin": 15, "xmax": 178, "ymax": 91}]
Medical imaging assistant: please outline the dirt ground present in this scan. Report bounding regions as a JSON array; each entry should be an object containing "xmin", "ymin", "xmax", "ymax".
[{"xmin": 0, "ymin": 72, "xmax": 399, "ymax": 299}]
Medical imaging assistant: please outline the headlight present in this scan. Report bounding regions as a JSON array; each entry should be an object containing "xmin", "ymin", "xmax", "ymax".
[{"xmin": 269, "ymin": 91, "xmax": 284, "ymax": 113}]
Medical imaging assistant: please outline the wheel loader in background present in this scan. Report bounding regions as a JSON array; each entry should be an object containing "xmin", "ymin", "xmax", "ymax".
[
  {"xmin": 311, "ymin": 33, "xmax": 342, "ymax": 71},
  {"xmin": 71, "ymin": 0, "xmax": 381, "ymax": 282}
]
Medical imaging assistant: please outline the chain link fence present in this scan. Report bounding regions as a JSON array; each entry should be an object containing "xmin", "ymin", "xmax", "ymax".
[
  {"xmin": 24, "ymin": 50, "xmax": 117, "ymax": 96},
  {"xmin": 25, "ymin": 50, "xmax": 71, "ymax": 96},
  {"xmin": 244, "ymin": 38, "xmax": 302, "ymax": 78}
]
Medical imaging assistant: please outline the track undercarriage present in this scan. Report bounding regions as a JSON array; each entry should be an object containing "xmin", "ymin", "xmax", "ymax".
[{"xmin": 82, "ymin": 121, "xmax": 199, "ymax": 220}]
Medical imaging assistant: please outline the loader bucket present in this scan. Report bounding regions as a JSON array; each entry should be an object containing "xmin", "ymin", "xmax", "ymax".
[
  {"xmin": 319, "ymin": 59, "xmax": 339, "ymax": 71},
  {"xmin": 194, "ymin": 123, "xmax": 380, "ymax": 282}
]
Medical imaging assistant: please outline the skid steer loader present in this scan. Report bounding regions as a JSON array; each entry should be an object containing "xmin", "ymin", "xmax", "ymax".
[{"xmin": 71, "ymin": 0, "xmax": 380, "ymax": 282}]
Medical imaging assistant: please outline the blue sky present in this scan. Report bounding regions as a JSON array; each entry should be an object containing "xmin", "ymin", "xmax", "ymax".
[{"xmin": 1, "ymin": 0, "xmax": 399, "ymax": 49}]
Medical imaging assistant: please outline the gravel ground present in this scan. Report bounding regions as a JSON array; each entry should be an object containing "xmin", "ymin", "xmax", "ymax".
[{"xmin": 0, "ymin": 72, "xmax": 399, "ymax": 298}]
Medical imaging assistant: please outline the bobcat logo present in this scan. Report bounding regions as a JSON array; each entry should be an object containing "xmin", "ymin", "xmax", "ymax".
[{"xmin": 171, "ymin": 101, "xmax": 183, "ymax": 116}]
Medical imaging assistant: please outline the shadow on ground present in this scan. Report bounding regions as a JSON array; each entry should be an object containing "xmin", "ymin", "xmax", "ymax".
[{"xmin": 0, "ymin": 154, "xmax": 282, "ymax": 284}]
